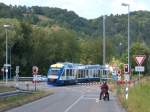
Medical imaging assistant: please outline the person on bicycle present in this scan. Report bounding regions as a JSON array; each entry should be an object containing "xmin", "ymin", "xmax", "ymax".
[{"xmin": 99, "ymin": 81, "xmax": 109, "ymax": 100}]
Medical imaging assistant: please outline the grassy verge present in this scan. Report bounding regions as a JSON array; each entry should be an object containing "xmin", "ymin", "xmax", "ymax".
[
  {"xmin": 0, "ymin": 86, "xmax": 16, "ymax": 93},
  {"xmin": 0, "ymin": 90, "xmax": 53, "ymax": 112},
  {"xmin": 118, "ymin": 77, "xmax": 150, "ymax": 112}
]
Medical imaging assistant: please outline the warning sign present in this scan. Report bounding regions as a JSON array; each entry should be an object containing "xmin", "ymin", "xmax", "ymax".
[{"xmin": 135, "ymin": 55, "xmax": 146, "ymax": 65}]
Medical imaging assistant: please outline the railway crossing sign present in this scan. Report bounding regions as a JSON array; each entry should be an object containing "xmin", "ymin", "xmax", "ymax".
[
  {"xmin": 15, "ymin": 66, "xmax": 20, "ymax": 74},
  {"xmin": 135, "ymin": 55, "xmax": 146, "ymax": 65},
  {"xmin": 32, "ymin": 66, "xmax": 38, "ymax": 75}
]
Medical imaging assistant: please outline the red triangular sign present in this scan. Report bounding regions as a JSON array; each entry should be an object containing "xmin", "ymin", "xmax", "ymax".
[{"xmin": 135, "ymin": 55, "xmax": 146, "ymax": 65}]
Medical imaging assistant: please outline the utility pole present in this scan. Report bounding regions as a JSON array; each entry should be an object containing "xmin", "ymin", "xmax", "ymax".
[
  {"xmin": 3, "ymin": 25, "xmax": 9, "ymax": 84},
  {"xmin": 103, "ymin": 16, "xmax": 106, "ymax": 66},
  {"xmin": 122, "ymin": 3, "xmax": 130, "ymax": 100}
]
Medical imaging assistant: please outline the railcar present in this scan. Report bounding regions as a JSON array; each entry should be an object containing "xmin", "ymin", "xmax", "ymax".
[{"xmin": 47, "ymin": 62, "xmax": 104, "ymax": 85}]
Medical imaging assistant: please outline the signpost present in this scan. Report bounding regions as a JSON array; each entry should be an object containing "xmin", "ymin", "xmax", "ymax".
[
  {"xmin": 134, "ymin": 55, "xmax": 146, "ymax": 80},
  {"xmin": 15, "ymin": 66, "xmax": 19, "ymax": 90},
  {"xmin": 117, "ymin": 70, "xmax": 121, "ymax": 81},
  {"xmin": 135, "ymin": 66, "xmax": 144, "ymax": 72},
  {"xmin": 32, "ymin": 66, "xmax": 38, "ymax": 91},
  {"xmin": 124, "ymin": 64, "xmax": 130, "ymax": 100},
  {"xmin": 4, "ymin": 64, "xmax": 11, "ymax": 84},
  {"xmin": 135, "ymin": 55, "xmax": 146, "ymax": 66}
]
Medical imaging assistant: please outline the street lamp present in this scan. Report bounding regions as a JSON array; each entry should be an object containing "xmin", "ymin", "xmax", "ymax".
[
  {"xmin": 121, "ymin": 3, "xmax": 130, "ymax": 74},
  {"xmin": 3, "ymin": 24, "xmax": 11, "ymax": 84},
  {"xmin": 103, "ymin": 15, "xmax": 106, "ymax": 66},
  {"xmin": 121, "ymin": 3, "xmax": 130, "ymax": 100}
]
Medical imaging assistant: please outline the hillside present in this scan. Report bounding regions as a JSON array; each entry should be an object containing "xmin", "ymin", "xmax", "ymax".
[
  {"xmin": 0, "ymin": 3, "xmax": 150, "ymax": 76},
  {"xmin": 0, "ymin": 3, "xmax": 150, "ymax": 44}
]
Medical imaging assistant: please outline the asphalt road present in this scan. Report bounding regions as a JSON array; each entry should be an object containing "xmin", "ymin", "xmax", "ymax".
[{"xmin": 6, "ymin": 83, "xmax": 126, "ymax": 112}]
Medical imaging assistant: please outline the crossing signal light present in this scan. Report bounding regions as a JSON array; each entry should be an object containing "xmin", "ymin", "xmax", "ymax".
[
  {"xmin": 124, "ymin": 64, "xmax": 129, "ymax": 73},
  {"xmin": 117, "ymin": 70, "xmax": 121, "ymax": 75}
]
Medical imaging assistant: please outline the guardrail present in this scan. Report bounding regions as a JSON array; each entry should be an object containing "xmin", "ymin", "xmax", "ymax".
[
  {"xmin": 18, "ymin": 77, "xmax": 33, "ymax": 81},
  {"xmin": 0, "ymin": 90, "xmax": 32, "ymax": 98}
]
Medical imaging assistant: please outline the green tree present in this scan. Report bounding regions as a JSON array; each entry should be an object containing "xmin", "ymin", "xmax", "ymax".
[
  {"xmin": 11, "ymin": 22, "xmax": 33, "ymax": 76},
  {"xmin": 130, "ymin": 42, "xmax": 150, "ymax": 74}
]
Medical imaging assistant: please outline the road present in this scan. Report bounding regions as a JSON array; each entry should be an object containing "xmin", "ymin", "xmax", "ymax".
[{"xmin": 6, "ymin": 83, "xmax": 126, "ymax": 112}]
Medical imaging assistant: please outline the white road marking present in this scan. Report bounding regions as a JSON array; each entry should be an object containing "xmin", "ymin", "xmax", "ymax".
[
  {"xmin": 96, "ymin": 98, "xmax": 99, "ymax": 103},
  {"xmin": 83, "ymin": 97, "xmax": 97, "ymax": 100},
  {"xmin": 64, "ymin": 95, "xmax": 83, "ymax": 112}
]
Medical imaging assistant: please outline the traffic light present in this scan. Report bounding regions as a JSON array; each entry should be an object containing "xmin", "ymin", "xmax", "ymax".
[
  {"xmin": 117, "ymin": 70, "xmax": 121, "ymax": 76},
  {"xmin": 124, "ymin": 64, "xmax": 129, "ymax": 73}
]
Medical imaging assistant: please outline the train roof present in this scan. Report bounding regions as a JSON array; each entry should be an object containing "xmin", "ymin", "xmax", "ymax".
[
  {"xmin": 51, "ymin": 62, "xmax": 82, "ymax": 68},
  {"xmin": 50, "ymin": 62, "xmax": 101, "ymax": 69}
]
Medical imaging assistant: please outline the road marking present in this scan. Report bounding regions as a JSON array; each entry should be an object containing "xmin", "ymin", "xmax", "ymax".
[
  {"xmin": 64, "ymin": 95, "xmax": 83, "ymax": 112},
  {"xmin": 96, "ymin": 98, "xmax": 99, "ymax": 103},
  {"xmin": 83, "ymin": 97, "xmax": 97, "ymax": 100}
]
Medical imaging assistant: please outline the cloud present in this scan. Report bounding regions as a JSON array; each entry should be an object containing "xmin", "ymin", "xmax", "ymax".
[{"xmin": 0, "ymin": 0, "xmax": 150, "ymax": 19}]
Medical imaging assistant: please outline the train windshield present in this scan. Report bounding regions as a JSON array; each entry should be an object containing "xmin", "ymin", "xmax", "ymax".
[
  {"xmin": 50, "ymin": 68, "xmax": 60, "ymax": 75},
  {"xmin": 48, "ymin": 68, "xmax": 60, "ymax": 79}
]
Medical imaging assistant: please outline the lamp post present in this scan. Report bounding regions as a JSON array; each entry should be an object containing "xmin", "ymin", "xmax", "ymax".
[
  {"xmin": 103, "ymin": 15, "xmax": 106, "ymax": 66},
  {"xmin": 121, "ymin": 3, "xmax": 130, "ymax": 100},
  {"xmin": 102, "ymin": 15, "xmax": 106, "ymax": 81},
  {"xmin": 121, "ymin": 3, "xmax": 130, "ymax": 74},
  {"xmin": 3, "ymin": 24, "xmax": 11, "ymax": 84}
]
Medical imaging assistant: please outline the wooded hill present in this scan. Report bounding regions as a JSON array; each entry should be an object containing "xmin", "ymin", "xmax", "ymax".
[{"xmin": 0, "ymin": 3, "xmax": 149, "ymax": 76}]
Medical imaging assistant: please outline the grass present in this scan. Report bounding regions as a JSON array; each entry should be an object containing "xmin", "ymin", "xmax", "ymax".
[
  {"xmin": 0, "ymin": 89, "xmax": 54, "ymax": 112},
  {"xmin": 118, "ymin": 77, "xmax": 150, "ymax": 112},
  {"xmin": 0, "ymin": 86, "xmax": 16, "ymax": 93}
]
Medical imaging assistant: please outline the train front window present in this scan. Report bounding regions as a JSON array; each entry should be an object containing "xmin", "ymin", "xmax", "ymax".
[{"xmin": 50, "ymin": 68, "xmax": 60, "ymax": 75}]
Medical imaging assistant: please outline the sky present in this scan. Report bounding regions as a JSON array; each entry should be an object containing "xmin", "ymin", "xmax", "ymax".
[{"xmin": 1, "ymin": 0, "xmax": 150, "ymax": 19}]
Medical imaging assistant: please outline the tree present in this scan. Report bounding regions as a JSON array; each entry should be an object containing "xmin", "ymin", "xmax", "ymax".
[
  {"xmin": 130, "ymin": 42, "xmax": 150, "ymax": 74},
  {"xmin": 11, "ymin": 22, "xmax": 33, "ymax": 76}
]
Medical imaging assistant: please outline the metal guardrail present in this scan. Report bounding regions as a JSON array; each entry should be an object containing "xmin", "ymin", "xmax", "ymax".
[
  {"xmin": 0, "ymin": 90, "xmax": 32, "ymax": 98},
  {"xmin": 18, "ymin": 77, "xmax": 33, "ymax": 81}
]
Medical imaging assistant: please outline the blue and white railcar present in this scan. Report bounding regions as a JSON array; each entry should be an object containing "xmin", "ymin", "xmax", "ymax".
[
  {"xmin": 76, "ymin": 64, "xmax": 101, "ymax": 82},
  {"xmin": 47, "ymin": 62, "xmax": 80, "ymax": 85},
  {"xmin": 47, "ymin": 62, "xmax": 102, "ymax": 85}
]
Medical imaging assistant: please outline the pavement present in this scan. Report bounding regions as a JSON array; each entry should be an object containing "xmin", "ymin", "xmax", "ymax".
[{"xmin": 5, "ymin": 83, "xmax": 126, "ymax": 112}]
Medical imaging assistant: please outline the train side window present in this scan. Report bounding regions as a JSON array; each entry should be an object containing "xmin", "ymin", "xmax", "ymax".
[
  {"xmin": 81, "ymin": 70, "xmax": 84, "ymax": 78},
  {"xmin": 86, "ymin": 70, "xmax": 89, "ymax": 77},
  {"xmin": 93, "ymin": 69, "xmax": 96, "ymax": 77},
  {"xmin": 93, "ymin": 69, "xmax": 95, "ymax": 77},
  {"xmin": 70, "ymin": 69, "xmax": 72, "ymax": 76},
  {"xmin": 78, "ymin": 69, "xmax": 81, "ymax": 78},
  {"xmin": 72, "ymin": 69, "xmax": 75, "ymax": 77},
  {"xmin": 96, "ymin": 69, "xmax": 99, "ymax": 77},
  {"xmin": 66, "ymin": 69, "xmax": 69, "ymax": 76},
  {"xmin": 98, "ymin": 70, "xmax": 100, "ymax": 76}
]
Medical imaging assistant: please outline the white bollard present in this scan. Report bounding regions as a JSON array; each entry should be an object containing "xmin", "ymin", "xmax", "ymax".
[{"xmin": 125, "ymin": 87, "xmax": 128, "ymax": 100}]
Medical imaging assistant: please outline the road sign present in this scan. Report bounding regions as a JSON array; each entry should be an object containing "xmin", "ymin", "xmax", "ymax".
[
  {"xmin": 4, "ymin": 64, "xmax": 11, "ymax": 67},
  {"xmin": 135, "ymin": 66, "xmax": 144, "ymax": 72},
  {"xmin": 16, "ymin": 66, "xmax": 20, "ymax": 74},
  {"xmin": 135, "ymin": 55, "xmax": 146, "ymax": 65},
  {"xmin": 124, "ymin": 74, "xmax": 130, "ymax": 81},
  {"xmin": 32, "ymin": 66, "xmax": 38, "ymax": 75}
]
